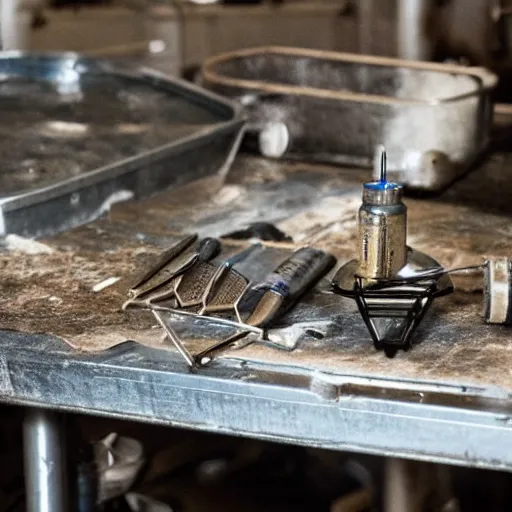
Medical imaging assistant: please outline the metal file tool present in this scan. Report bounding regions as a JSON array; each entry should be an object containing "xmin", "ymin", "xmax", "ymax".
[
  {"xmin": 145, "ymin": 244, "xmax": 261, "ymax": 367},
  {"xmin": 124, "ymin": 236, "xmax": 221, "ymax": 306},
  {"xmin": 199, "ymin": 244, "xmax": 262, "ymax": 314},
  {"xmin": 124, "ymin": 239, "xmax": 335, "ymax": 367},
  {"xmin": 147, "ymin": 244, "xmax": 260, "ymax": 311},
  {"xmin": 129, "ymin": 234, "xmax": 198, "ymax": 292}
]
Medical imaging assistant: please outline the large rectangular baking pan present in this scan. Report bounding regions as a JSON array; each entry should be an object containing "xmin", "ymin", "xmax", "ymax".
[
  {"xmin": 202, "ymin": 47, "xmax": 497, "ymax": 191},
  {"xmin": 0, "ymin": 53, "xmax": 245, "ymax": 238}
]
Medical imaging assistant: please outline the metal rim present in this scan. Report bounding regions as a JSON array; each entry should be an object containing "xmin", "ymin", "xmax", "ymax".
[{"xmin": 202, "ymin": 46, "xmax": 497, "ymax": 107}]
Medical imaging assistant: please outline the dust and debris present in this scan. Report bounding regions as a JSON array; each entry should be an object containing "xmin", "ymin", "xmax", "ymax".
[
  {"xmin": 0, "ymin": 241, "xmax": 159, "ymax": 340},
  {"xmin": 212, "ymin": 185, "xmax": 246, "ymax": 206},
  {"xmin": 4, "ymin": 234, "xmax": 54, "ymax": 254},
  {"xmin": 277, "ymin": 195, "xmax": 359, "ymax": 244},
  {"xmin": 97, "ymin": 190, "xmax": 134, "ymax": 216}
]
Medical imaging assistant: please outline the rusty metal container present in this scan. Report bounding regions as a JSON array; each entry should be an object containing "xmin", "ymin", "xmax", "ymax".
[{"xmin": 202, "ymin": 46, "xmax": 497, "ymax": 191}]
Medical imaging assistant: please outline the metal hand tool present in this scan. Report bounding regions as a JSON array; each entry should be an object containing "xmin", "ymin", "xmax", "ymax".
[
  {"xmin": 173, "ymin": 262, "xmax": 219, "ymax": 309},
  {"xmin": 126, "ymin": 237, "xmax": 221, "ymax": 302},
  {"xmin": 152, "ymin": 309, "xmax": 196, "ymax": 368},
  {"xmin": 148, "ymin": 244, "xmax": 260, "ymax": 311},
  {"xmin": 374, "ymin": 264, "xmax": 483, "ymax": 286},
  {"xmin": 241, "ymin": 247, "xmax": 337, "ymax": 327},
  {"xmin": 367, "ymin": 258, "xmax": 512, "ymax": 326},
  {"xmin": 334, "ymin": 249, "xmax": 454, "ymax": 357},
  {"xmin": 199, "ymin": 268, "xmax": 251, "ymax": 314},
  {"xmin": 391, "ymin": 258, "xmax": 512, "ymax": 326},
  {"xmin": 129, "ymin": 233, "xmax": 197, "ymax": 292},
  {"xmin": 126, "ymin": 242, "xmax": 336, "ymax": 367},
  {"xmin": 140, "ymin": 265, "xmax": 220, "ymax": 308},
  {"xmin": 199, "ymin": 243, "xmax": 262, "ymax": 314},
  {"xmin": 151, "ymin": 306, "xmax": 264, "ymax": 369},
  {"xmin": 142, "ymin": 244, "xmax": 260, "ymax": 367},
  {"xmin": 196, "ymin": 247, "xmax": 336, "ymax": 364}
]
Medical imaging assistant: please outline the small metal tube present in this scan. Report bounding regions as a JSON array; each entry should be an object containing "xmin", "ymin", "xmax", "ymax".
[
  {"xmin": 23, "ymin": 408, "xmax": 68, "ymax": 512},
  {"xmin": 357, "ymin": 181, "xmax": 407, "ymax": 280},
  {"xmin": 484, "ymin": 258, "xmax": 512, "ymax": 324}
]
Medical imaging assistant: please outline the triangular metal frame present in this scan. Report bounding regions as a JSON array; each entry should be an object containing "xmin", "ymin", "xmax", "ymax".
[{"xmin": 353, "ymin": 277, "xmax": 437, "ymax": 357}]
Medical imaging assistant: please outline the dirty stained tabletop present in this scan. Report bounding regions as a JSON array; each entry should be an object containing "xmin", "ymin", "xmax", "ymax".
[{"xmin": 1, "ymin": 149, "xmax": 511, "ymax": 391}]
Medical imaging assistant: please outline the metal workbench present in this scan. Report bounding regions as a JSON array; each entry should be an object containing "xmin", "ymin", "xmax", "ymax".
[{"xmin": 1, "ymin": 149, "xmax": 512, "ymax": 482}]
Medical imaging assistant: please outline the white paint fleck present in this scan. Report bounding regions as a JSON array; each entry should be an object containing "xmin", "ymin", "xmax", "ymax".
[
  {"xmin": 92, "ymin": 276, "xmax": 120, "ymax": 293},
  {"xmin": 97, "ymin": 190, "xmax": 134, "ymax": 216}
]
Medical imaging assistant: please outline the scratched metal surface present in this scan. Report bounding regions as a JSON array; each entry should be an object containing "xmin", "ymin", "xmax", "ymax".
[
  {"xmin": 0, "ymin": 71, "xmax": 222, "ymax": 197},
  {"xmin": 0, "ymin": 152, "xmax": 511, "ymax": 390}
]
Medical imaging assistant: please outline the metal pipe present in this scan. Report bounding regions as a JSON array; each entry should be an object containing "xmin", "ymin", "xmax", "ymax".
[
  {"xmin": 384, "ymin": 458, "xmax": 419, "ymax": 512},
  {"xmin": 385, "ymin": 458, "xmax": 459, "ymax": 512},
  {"xmin": 23, "ymin": 408, "xmax": 68, "ymax": 512},
  {"xmin": 397, "ymin": 0, "xmax": 436, "ymax": 60},
  {"xmin": 0, "ymin": 0, "xmax": 36, "ymax": 51}
]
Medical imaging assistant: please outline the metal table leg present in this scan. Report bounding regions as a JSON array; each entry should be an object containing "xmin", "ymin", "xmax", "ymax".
[
  {"xmin": 23, "ymin": 408, "xmax": 68, "ymax": 512},
  {"xmin": 397, "ymin": 0, "xmax": 436, "ymax": 61},
  {"xmin": 0, "ymin": 0, "xmax": 33, "ymax": 51},
  {"xmin": 385, "ymin": 458, "xmax": 460, "ymax": 512}
]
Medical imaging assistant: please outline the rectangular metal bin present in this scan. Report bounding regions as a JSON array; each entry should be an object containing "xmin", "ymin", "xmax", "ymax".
[
  {"xmin": 0, "ymin": 53, "xmax": 244, "ymax": 237},
  {"xmin": 202, "ymin": 46, "xmax": 496, "ymax": 191}
]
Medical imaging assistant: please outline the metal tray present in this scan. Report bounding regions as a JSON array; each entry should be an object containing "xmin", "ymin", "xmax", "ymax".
[
  {"xmin": 202, "ymin": 46, "xmax": 497, "ymax": 191},
  {"xmin": 0, "ymin": 53, "xmax": 244, "ymax": 237}
]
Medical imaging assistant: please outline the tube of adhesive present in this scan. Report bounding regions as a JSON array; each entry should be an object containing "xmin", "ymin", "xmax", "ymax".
[{"xmin": 243, "ymin": 247, "xmax": 337, "ymax": 328}]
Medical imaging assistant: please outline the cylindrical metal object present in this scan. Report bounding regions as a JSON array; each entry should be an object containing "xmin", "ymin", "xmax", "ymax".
[
  {"xmin": 23, "ymin": 408, "xmax": 68, "ymax": 512},
  {"xmin": 357, "ymin": 182, "xmax": 407, "ymax": 280},
  {"xmin": 258, "ymin": 122, "xmax": 290, "ymax": 159},
  {"xmin": 243, "ymin": 121, "xmax": 291, "ymax": 159},
  {"xmin": 397, "ymin": 0, "xmax": 437, "ymax": 61},
  {"xmin": 0, "ymin": 0, "xmax": 35, "ymax": 51},
  {"xmin": 484, "ymin": 258, "xmax": 512, "ymax": 324},
  {"xmin": 385, "ymin": 458, "xmax": 418, "ymax": 512},
  {"xmin": 76, "ymin": 458, "xmax": 99, "ymax": 512},
  {"xmin": 384, "ymin": 458, "xmax": 458, "ymax": 512}
]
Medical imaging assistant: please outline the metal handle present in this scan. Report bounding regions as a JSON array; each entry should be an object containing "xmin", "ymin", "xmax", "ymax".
[
  {"xmin": 197, "ymin": 237, "xmax": 222, "ymax": 261},
  {"xmin": 268, "ymin": 247, "xmax": 337, "ymax": 301}
]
